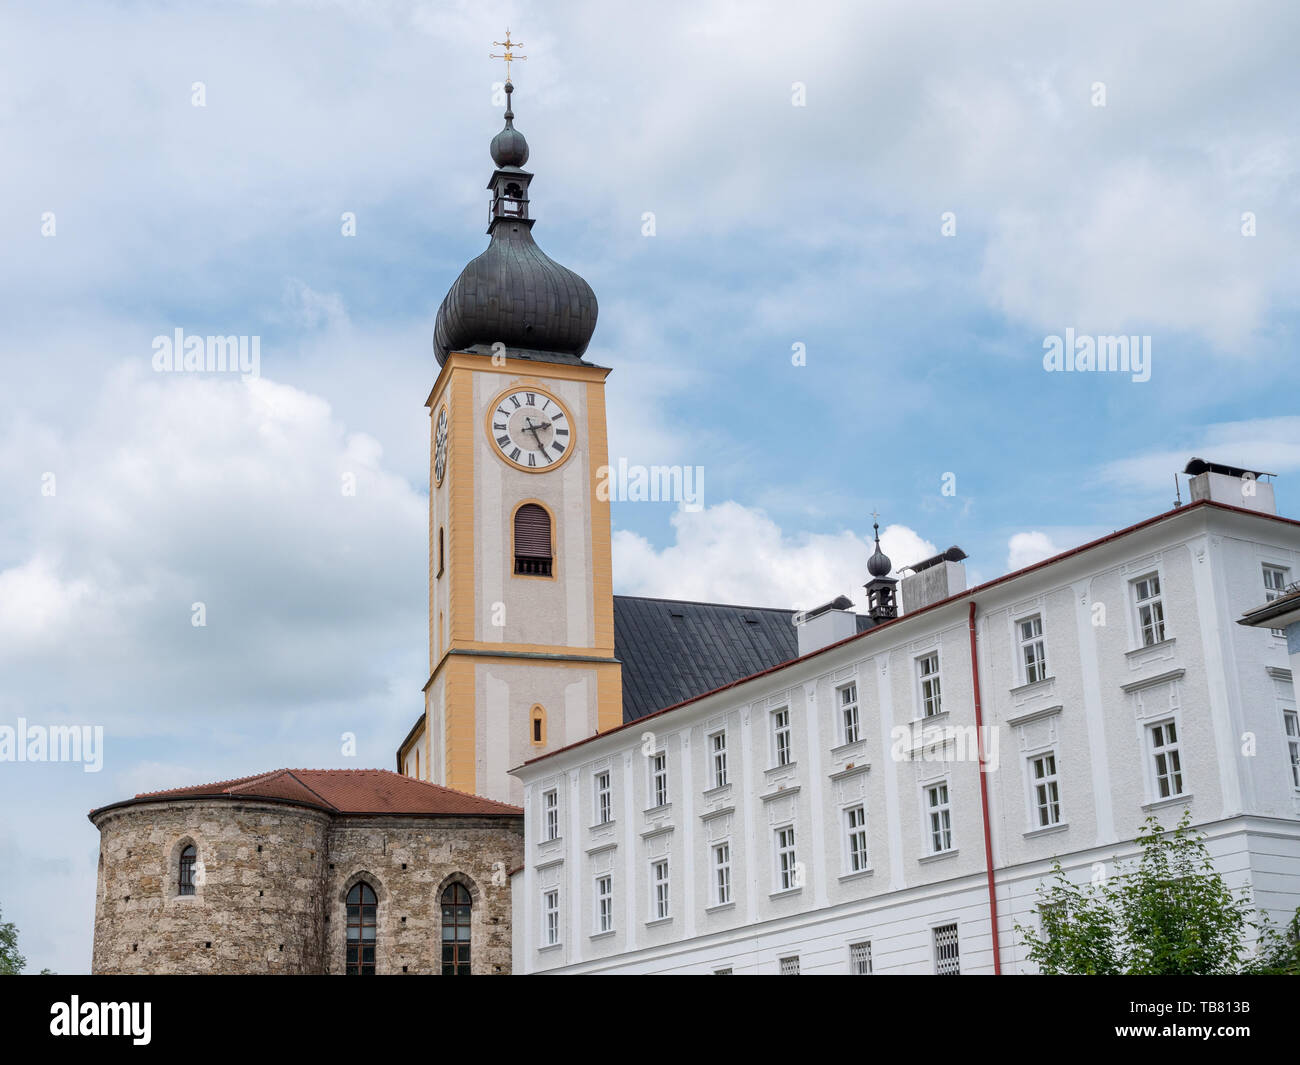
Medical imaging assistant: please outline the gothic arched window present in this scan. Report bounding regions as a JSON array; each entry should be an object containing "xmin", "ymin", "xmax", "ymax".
[
  {"xmin": 346, "ymin": 882, "xmax": 378, "ymax": 975},
  {"xmin": 531, "ymin": 705, "xmax": 546, "ymax": 746},
  {"xmin": 178, "ymin": 844, "xmax": 196, "ymax": 896},
  {"xmin": 514, "ymin": 503, "xmax": 553, "ymax": 576},
  {"xmin": 441, "ymin": 883, "xmax": 472, "ymax": 975}
]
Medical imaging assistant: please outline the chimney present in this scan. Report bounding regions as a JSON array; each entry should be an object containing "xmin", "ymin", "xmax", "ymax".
[
  {"xmin": 1183, "ymin": 457, "xmax": 1277, "ymax": 515},
  {"xmin": 794, "ymin": 596, "xmax": 858, "ymax": 656},
  {"xmin": 900, "ymin": 547, "xmax": 967, "ymax": 614}
]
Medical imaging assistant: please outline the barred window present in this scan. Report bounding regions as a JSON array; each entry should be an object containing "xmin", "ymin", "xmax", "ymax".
[{"xmin": 934, "ymin": 923, "xmax": 960, "ymax": 975}]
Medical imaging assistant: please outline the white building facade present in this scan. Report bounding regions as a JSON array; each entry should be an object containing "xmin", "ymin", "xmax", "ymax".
[{"xmin": 511, "ymin": 495, "xmax": 1300, "ymax": 974}]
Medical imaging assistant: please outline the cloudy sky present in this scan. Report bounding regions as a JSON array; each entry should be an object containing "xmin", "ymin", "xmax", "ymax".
[{"xmin": 2, "ymin": 0, "xmax": 1298, "ymax": 973}]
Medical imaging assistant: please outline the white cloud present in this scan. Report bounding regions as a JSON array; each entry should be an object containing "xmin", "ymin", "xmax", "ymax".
[
  {"xmin": 613, "ymin": 501, "xmax": 934, "ymax": 611},
  {"xmin": 1007, "ymin": 531, "xmax": 1062, "ymax": 571}
]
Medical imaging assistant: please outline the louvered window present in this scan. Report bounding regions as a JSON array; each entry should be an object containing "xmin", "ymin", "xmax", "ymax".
[{"xmin": 514, "ymin": 503, "xmax": 552, "ymax": 576}]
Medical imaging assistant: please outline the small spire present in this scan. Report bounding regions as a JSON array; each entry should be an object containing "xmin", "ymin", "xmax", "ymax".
[{"xmin": 867, "ymin": 515, "xmax": 892, "ymax": 578}]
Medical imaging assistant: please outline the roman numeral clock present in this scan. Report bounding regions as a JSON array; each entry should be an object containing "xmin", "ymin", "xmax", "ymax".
[{"xmin": 485, "ymin": 386, "xmax": 574, "ymax": 471}]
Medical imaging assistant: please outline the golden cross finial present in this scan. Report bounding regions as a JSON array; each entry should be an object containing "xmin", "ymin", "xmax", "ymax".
[{"xmin": 490, "ymin": 28, "xmax": 526, "ymax": 81}]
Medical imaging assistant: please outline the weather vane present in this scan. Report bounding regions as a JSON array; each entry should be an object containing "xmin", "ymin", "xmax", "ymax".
[{"xmin": 491, "ymin": 28, "xmax": 526, "ymax": 81}]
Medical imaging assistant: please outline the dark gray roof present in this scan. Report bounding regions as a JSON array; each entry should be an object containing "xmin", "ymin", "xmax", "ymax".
[
  {"xmin": 613, "ymin": 595, "xmax": 873, "ymax": 722},
  {"xmin": 433, "ymin": 220, "xmax": 598, "ymax": 365}
]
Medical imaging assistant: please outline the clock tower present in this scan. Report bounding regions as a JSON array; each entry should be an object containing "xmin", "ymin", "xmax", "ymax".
[{"xmin": 412, "ymin": 77, "xmax": 621, "ymax": 805}]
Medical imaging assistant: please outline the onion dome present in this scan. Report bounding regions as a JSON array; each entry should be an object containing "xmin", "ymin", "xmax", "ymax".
[
  {"xmin": 867, "ymin": 521, "xmax": 892, "ymax": 577},
  {"xmin": 433, "ymin": 81, "xmax": 598, "ymax": 365}
]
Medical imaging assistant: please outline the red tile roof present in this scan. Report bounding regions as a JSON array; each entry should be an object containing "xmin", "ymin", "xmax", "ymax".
[{"xmin": 91, "ymin": 769, "xmax": 521, "ymax": 819}]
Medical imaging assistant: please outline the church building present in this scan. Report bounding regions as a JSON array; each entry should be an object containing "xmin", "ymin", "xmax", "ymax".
[{"xmin": 89, "ymin": 69, "xmax": 1300, "ymax": 977}]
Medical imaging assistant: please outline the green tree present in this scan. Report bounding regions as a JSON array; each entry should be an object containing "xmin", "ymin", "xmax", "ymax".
[
  {"xmin": 1017, "ymin": 811, "xmax": 1295, "ymax": 974},
  {"xmin": 0, "ymin": 903, "xmax": 27, "ymax": 976}
]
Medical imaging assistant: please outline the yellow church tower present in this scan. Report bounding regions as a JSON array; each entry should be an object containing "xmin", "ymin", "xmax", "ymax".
[{"xmin": 399, "ymin": 67, "xmax": 621, "ymax": 806}]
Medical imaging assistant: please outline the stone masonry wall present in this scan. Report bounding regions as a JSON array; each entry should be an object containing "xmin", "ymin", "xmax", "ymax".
[
  {"xmin": 324, "ymin": 816, "xmax": 524, "ymax": 975},
  {"xmin": 92, "ymin": 800, "xmax": 330, "ymax": 975},
  {"xmin": 91, "ymin": 800, "xmax": 524, "ymax": 974}
]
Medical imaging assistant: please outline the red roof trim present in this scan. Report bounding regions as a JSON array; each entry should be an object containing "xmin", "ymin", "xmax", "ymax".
[{"xmin": 520, "ymin": 499, "xmax": 1300, "ymax": 770}]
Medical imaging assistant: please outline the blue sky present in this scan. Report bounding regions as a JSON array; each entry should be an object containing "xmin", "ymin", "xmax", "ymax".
[{"xmin": 1, "ymin": 0, "xmax": 1299, "ymax": 973}]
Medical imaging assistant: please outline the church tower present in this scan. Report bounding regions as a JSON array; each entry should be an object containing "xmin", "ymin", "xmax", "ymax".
[{"xmin": 408, "ymin": 75, "xmax": 622, "ymax": 805}]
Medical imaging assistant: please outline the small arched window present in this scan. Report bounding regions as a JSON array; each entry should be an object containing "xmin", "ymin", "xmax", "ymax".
[
  {"xmin": 437, "ymin": 526, "xmax": 445, "ymax": 578},
  {"xmin": 531, "ymin": 705, "xmax": 546, "ymax": 746},
  {"xmin": 514, "ymin": 503, "xmax": 553, "ymax": 576},
  {"xmin": 178, "ymin": 844, "xmax": 196, "ymax": 896},
  {"xmin": 441, "ymin": 883, "xmax": 472, "ymax": 975},
  {"xmin": 346, "ymin": 882, "xmax": 378, "ymax": 975}
]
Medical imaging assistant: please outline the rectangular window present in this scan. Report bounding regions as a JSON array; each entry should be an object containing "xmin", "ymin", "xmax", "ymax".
[
  {"xmin": 934, "ymin": 923, "xmax": 960, "ymax": 975},
  {"xmin": 714, "ymin": 967, "xmax": 732, "ymax": 975},
  {"xmin": 1018, "ymin": 615, "xmax": 1047, "ymax": 684},
  {"xmin": 839, "ymin": 683, "xmax": 860, "ymax": 745},
  {"xmin": 543, "ymin": 889, "xmax": 559, "ymax": 947},
  {"xmin": 1030, "ymin": 752, "xmax": 1062, "ymax": 827},
  {"xmin": 594, "ymin": 771, "xmax": 612, "ymax": 825},
  {"xmin": 712, "ymin": 842, "xmax": 732, "ymax": 906},
  {"xmin": 1284, "ymin": 709, "xmax": 1300, "ymax": 790},
  {"xmin": 926, "ymin": 782, "xmax": 953, "ymax": 853},
  {"xmin": 1148, "ymin": 720, "xmax": 1184, "ymax": 799},
  {"xmin": 595, "ymin": 875, "xmax": 613, "ymax": 934},
  {"xmin": 844, "ymin": 804, "xmax": 869, "ymax": 872},
  {"xmin": 779, "ymin": 954, "xmax": 800, "ymax": 975},
  {"xmin": 775, "ymin": 825, "xmax": 798, "ymax": 891},
  {"xmin": 1264, "ymin": 565, "xmax": 1290, "ymax": 637},
  {"xmin": 652, "ymin": 859, "xmax": 670, "ymax": 920},
  {"xmin": 918, "ymin": 653, "xmax": 942, "ymax": 716},
  {"xmin": 772, "ymin": 707, "xmax": 792, "ymax": 767},
  {"xmin": 1133, "ymin": 574, "xmax": 1166, "ymax": 646},
  {"xmin": 651, "ymin": 752, "xmax": 669, "ymax": 808},
  {"xmin": 850, "ymin": 941, "xmax": 872, "ymax": 975},
  {"xmin": 709, "ymin": 730, "xmax": 728, "ymax": 789},
  {"xmin": 542, "ymin": 788, "xmax": 559, "ymax": 842}
]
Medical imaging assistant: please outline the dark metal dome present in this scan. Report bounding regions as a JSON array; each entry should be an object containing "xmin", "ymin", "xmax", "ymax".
[
  {"xmin": 433, "ymin": 81, "xmax": 597, "ymax": 365},
  {"xmin": 867, "ymin": 521, "xmax": 892, "ymax": 577},
  {"xmin": 433, "ymin": 222, "xmax": 597, "ymax": 364}
]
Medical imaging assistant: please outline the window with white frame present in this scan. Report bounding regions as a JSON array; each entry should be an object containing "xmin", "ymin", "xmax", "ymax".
[
  {"xmin": 542, "ymin": 788, "xmax": 559, "ymax": 841},
  {"xmin": 594, "ymin": 771, "xmax": 612, "ymax": 825},
  {"xmin": 543, "ymin": 889, "xmax": 559, "ymax": 946},
  {"xmin": 1029, "ymin": 752, "xmax": 1062, "ymax": 827},
  {"xmin": 651, "ymin": 859, "xmax": 670, "ymax": 920},
  {"xmin": 712, "ymin": 842, "xmax": 732, "ymax": 906},
  {"xmin": 594, "ymin": 875, "xmax": 613, "ymax": 934},
  {"xmin": 844, "ymin": 804, "xmax": 869, "ymax": 873},
  {"xmin": 838, "ymin": 683, "xmax": 860, "ymax": 745},
  {"xmin": 772, "ymin": 707, "xmax": 792, "ymax": 766},
  {"xmin": 1264, "ymin": 564, "xmax": 1290, "ymax": 637},
  {"xmin": 926, "ymin": 781, "xmax": 953, "ymax": 853},
  {"xmin": 709, "ymin": 730, "xmax": 728, "ymax": 789},
  {"xmin": 918, "ymin": 653, "xmax": 942, "ymax": 717},
  {"xmin": 1282, "ymin": 707, "xmax": 1299, "ymax": 790},
  {"xmin": 650, "ymin": 751, "xmax": 668, "ymax": 808},
  {"xmin": 1133, "ymin": 574, "xmax": 1166, "ymax": 646},
  {"xmin": 775, "ymin": 825, "xmax": 798, "ymax": 891},
  {"xmin": 1018, "ymin": 615, "xmax": 1047, "ymax": 684},
  {"xmin": 850, "ymin": 940, "xmax": 872, "ymax": 975},
  {"xmin": 933, "ymin": 923, "xmax": 960, "ymax": 974},
  {"xmin": 779, "ymin": 954, "xmax": 800, "ymax": 975},
  {"xmin": 1148, "ymin": 719, "xmax": 1184, "ymax": 799}
]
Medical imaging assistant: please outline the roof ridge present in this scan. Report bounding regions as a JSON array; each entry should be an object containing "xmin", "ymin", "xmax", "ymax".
[
  {"xmin": 133, "ymin": 767, "xmax": 290, "ymax": 800},
  {"xmin": 614, "ymin": 593, "xmax": 797, "ymax": 613},
  {"xmin": 282, "ymin": 769, "xmax": 341, "ymax": 812}
]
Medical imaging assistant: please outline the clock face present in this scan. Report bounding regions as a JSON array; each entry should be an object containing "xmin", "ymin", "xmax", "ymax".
[
  {"xmin": 486, "ymin": 387, "xmax": 575, "ymax": 472},
  {"xmin": 434, "ymin": 406, "xmax": 449, "ymax": 485}
]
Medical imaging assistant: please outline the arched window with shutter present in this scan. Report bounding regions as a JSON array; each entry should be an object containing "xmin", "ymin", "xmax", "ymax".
[{"xmin": 513, "ymin": 502, "xmax": 553, "ymax": 577}]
